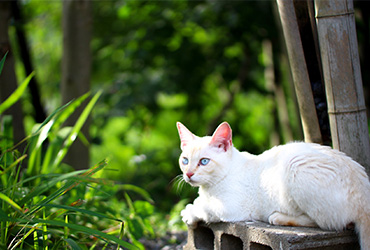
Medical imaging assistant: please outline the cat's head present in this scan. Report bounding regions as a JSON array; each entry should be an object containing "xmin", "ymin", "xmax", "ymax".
[{"xmin": 176, "ymin": 122, "xmax": 233, "ymax": 187}]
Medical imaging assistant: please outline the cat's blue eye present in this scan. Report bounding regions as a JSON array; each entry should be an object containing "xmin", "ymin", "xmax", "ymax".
[
  {"xmin": 200, "ymin": 158, "xmax": 210, "ymax": 166},
  {"xmin": 182, "ymin": 157, "xmax": 189, "ymax": 165}
]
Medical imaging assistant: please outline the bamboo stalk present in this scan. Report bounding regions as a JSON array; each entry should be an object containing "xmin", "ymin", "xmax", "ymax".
[
  {"xmin": 276, "ymin": 0, "xmax": 323, "ymax": 144},
  {"xmin": 263, "ymin": 40, "xmax": 293, "ymax": 145},
  {"xmin": 315, "ymin": 0, "xmax": 370, "ymax": 174}
]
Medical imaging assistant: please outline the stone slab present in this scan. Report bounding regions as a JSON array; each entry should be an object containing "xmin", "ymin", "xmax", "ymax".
[{"xmin": 184, "ymin": 221, "xmax": 360, "ymax": 250}]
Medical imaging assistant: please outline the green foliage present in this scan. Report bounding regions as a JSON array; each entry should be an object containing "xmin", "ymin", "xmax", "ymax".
[
  {"xmin": 0, "ymin": 52, "xmax": 7, "ymax": 75},
  {"xmin": 0, "ymin": 79, "xmax": 158, "ymax": 249},
  {"xmin": 0, "ymin": 69, "xmax": 34, "ymax": 115}
]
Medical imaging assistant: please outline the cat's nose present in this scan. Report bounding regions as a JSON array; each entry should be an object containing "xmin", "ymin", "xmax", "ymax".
[{"xmin": 186, "ymin": 172, "xmax": 194, "ymax": 179}]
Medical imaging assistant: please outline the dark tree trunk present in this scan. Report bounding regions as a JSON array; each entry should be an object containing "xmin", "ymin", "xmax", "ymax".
[
  {"xmin": 61, "ymin": 0, "xmax": 92, "ymax": 170},
  {"xmin": 0, "ymin": 1, "xmax": 26, "ymax": 151},
  {"xmin": 10, "ymin": 0, "xmax": 47, "ymax": 123}
]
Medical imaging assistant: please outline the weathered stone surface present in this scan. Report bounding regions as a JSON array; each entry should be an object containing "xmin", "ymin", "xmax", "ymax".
[{"xmin": 184, "ymin": 221, "xmax": 360, "ymax": 250}]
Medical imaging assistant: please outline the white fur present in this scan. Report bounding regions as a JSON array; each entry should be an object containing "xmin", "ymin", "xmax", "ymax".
[{"xmin": 177, "ymin": 122, "xmax": 370, "ymax": 249}]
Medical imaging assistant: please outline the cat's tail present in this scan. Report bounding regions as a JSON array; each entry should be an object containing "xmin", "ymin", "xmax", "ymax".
[
  {"xmin": 356, "ymin": 216, "xmax": 370, "ymax": 250},
  {"xmin": 355, "ymin": 190, "xmax": 370, "ymax": 250},
  {"xmin": 352, "ymin": 168, "xmax": 370, "ymax": 250}
]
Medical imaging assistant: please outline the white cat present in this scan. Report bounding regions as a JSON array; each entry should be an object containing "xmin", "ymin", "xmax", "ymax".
[{"xmin": 177, "ymin": 121, "xmax": 370, "ymax": 249}]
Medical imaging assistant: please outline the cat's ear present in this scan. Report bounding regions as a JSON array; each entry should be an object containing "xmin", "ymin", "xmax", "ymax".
[
  {"xmin": 210, "ymin": 122, "xmax": 232, "ymax": 152},
  {"xmin": 177, "ymin": 122, "xmax": 196, "ymax": 150}
]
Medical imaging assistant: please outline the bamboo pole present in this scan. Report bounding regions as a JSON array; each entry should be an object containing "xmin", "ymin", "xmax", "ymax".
[
  {"xmin": 315, "ymin": 0, "xmax": 370, "ymax": 174},
  {"xmin": 263, "ymin": 40, "xmax": 293, "ymax": 145},
  {"xmin": 276, "ymin": 0, "xmax": 323, "ymax": 144}
]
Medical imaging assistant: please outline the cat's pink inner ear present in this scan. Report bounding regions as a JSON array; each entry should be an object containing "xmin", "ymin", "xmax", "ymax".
[
  {"xmin": 210, "ymin": 122, "xmax": 232, "ymax": 152},
  {"xmin": 177, "ymin": 122, "xmax": 195, "ymax": 150}
]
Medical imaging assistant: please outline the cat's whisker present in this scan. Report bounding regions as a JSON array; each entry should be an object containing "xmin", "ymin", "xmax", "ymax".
[
  {"xmin": 169, "ymin": 174, "xmax": 182, "ymax": 185},
  {"xmin": 178, "ymin": 177, "xmax": 188, "ymax": 194},
  {"xmin": 170, "ymin": 174, "xmax": 186, "ymax": 194}
]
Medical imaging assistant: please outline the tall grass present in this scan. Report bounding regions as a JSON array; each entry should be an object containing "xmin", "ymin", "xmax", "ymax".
[{"xmin": 0, "ymin": 54, "xmax": 153, "ymax": 249}]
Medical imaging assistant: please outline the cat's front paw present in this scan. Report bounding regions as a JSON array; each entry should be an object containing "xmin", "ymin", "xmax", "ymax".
[{"xmin": 181, "ymin": 204, "xmax": 199, "ymax": 229}]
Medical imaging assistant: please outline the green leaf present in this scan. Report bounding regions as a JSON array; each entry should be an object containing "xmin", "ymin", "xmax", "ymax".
[
  {"xmin": 28, "ymin": 94, "xmax": 88, "ymax": 175},
  {"xmin": 0, "ymin": 207, "xmax": 11, "ymax": 220},
  {"xmin": 19, "ymin": 170, "xmax": 85, "ymax": 207},
  {"xmin": 27, "ymin": 119, "xmax": 54, "ymax": 175},
  {"xmin": 133, "ymin": 201, "xmax": 154, "ymax": 218},
  {"xmin": 124, "ymin": 192, "xmax": 135, "ymax": 214},
  {"xmin": 31, "ymin": 100, "xmax": 73, "ymax": 136},
  {"xmin": 0, "ymin": 193, "xmax": 23, "ymax": 213},
  {"xmin": 41, "ymin": 204, "xmax": 122, "ymax": 222},
  {"xmin": 0, "ymin": 72, "xmax": 34, "ymax": 115},
  {"xmin": 23, "ymin": 160, "xmax": 108, "ymax": 216},
  {"xmin": 30, "ymin": 219, "xmax": 138, "ymax": 250},
  {"xmin": 48, "ymin": 92, "xmax": 90, "ymax": 137},
  {"xmin": 52, "ymin": 91, "xmax": 102, "ymax": 169},
  {"xmin": 120, "ymin": 184, "xmax": 154, "ymax": 204},
  {"xmin": 63, "ymin": 238, "xmax": 83, "ymax": 250},
  {"xmin": 0, "ymin": 51, "xmax": 8, "ymax": 75},
  {"xmin": 126, "ymin": 218, "xmax": 144, "ymax": 241},
  {"xmin": 0, "ymin": 154, "xmax": 27, "ymax": 176}
]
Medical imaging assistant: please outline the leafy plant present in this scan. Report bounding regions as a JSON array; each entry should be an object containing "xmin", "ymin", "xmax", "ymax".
[{"xmin": 0, "ymin": 54, "xmax": 152, "ymax": 249}]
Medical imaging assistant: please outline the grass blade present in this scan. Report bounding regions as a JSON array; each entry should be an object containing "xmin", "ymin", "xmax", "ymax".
[
  {"xmin": 23, "ymin": 160, "xmax": 107, "ymax": 216},
  {"xmin": 120, "ymin": 184, "xmax": 154, "ymax": 204},
  {"xmin": 52, "ymin": 91, "xmax": 102, "ymax": 169},
  {"xmin": 31, "ymin": 100, "xmax": 73, "ymax": 136},
  {"xmin": 63, "ymin": 238, "xmax": 82, "ymax": 250},
  {"xmin": 0, "ymin": 72, "xmax": 34, "ymax": 115},
  {"xmin": 51, "ymin": 92, "xmax": 90, "ymax": 134},
  {"xmin": 19, "ymin": 170, "xmax": 86, "ymax": 207},
  {"xmin": 0, "ymin": 154, "xmax": 27, "ymax": 176},
  {"xmin": 0, "ymin": 51, "xmax": 8, "ymax": 75},
  {"xmin": 0, "ymin": 193, "xmax": 23, "ymax": 213},
  {"xmin": 30, "ymin": 219, "xmax": 138, "ymax": 250},
  {"xmin": 41, "ymin": 204, "xmax": 122, "ymax": 222}
]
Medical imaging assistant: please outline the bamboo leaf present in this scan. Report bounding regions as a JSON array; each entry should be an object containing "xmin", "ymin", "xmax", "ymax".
[{"xmin": 0, "ymin": 72, "xmax": 34, "ymax": 115}]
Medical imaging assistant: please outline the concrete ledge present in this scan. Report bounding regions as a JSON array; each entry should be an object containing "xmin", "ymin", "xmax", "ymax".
[{"xmin": 184, "ymin": 221, "xmax": 360, "ymax": 249}]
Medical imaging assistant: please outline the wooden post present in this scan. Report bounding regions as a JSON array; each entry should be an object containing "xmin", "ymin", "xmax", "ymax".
[
  {"xmin": 315, "ymin": 0, "xmax": 370, "ymax": 175},
  {"xmin": 276, "ymin": 0, "xmax": 323, "ymax": 144}
]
